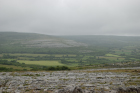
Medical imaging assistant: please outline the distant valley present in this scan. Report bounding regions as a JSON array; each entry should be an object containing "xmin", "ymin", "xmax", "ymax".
[{"xmin": 0, "ymin": 32, "xmax": 140, "ymax": 71}]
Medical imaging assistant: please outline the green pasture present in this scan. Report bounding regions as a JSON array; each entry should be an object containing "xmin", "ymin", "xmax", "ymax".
[
  {"xmin": 113, "ymin": 49, "xmax": 131, "ymax": 55},
  {"xmin": 123, "ymin": 50, "xmax": 131, "ymax": 55},
  {"xmin": 2, "ymin": 59, "xmax": 14, "ymax": 61},
  {"xmin": 67, "ymin": 59, "xmax": 78, "ymax": 62},
  {"xmin": 55, "ymin": 54, "xmax": 76, "ymax": 57},
  {"xmin": 18, "ymin": 60, "xmax": 65, "ymax": 66},
  {"xmin": 113, "ymin": 50, "xmax": 124, "ymax": 55},
  {"xmin": 82, "ymin": 56, "xmax": 89, "ymax": 60},
  {"xmin": 17, "ymin": 57, "xmax": 33, "ymax": 60},
  {"xmin": 99, "ymin": 56, "xmax": 125, "ymax": 61},
  {"xmin": 9, "ymin": 53, "xmax": 48, "ymax": 57},
  {"xmin": 64, "ymin": 63, "xmax": 79, "ymax": 67},
  {"xmin": 54, "ymin": 55, "xmax": 63, "ymax": 57},
  {"xmin": 4, "ymin": 53, "xmax": 76, "ymax": 58},
  {"xmin": 105, "ymin": 54, "xmax": 121, "ymax": 57},
  {"xmin": 0, "ymin": 64, "xmax": 31, "ymax": 70}
]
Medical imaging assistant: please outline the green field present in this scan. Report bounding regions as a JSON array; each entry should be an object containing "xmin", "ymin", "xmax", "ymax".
[
  {"xmin": 99, "ymin": 56, "xmax": 125, "ymax": 61},
  {"xmin": 0, "ymin": 51, "xmax": 138, "ymax": 68},
  {"xmin": 0, "ymin": 64, "xmax": 31, "ymax": 70},
  {"xmin": 18, "ymin": 60, "xmax": 65, "ymax": 66},
  {"xmin": 55, "ymin": 54, "xmax": 76, "ymax": 57},
  {"xmin": 1, "ymin": 53, "xmax": 76, "ymax": 57},
  {"xmin": 105, "ymin": 54, "xmax": 121, "ymax": 57},
  {"xmin": 7, "ymin": 53, "xmax": 48, "ymax": 57}
]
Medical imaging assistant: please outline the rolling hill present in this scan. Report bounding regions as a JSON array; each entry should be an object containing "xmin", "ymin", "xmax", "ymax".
[{"xmin": 0, "ymin": 32, "xmax": 87, "ymax": 48}]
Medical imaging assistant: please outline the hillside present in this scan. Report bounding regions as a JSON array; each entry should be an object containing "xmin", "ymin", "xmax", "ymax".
[
  {"xmin": 1, "ymin": 32, "xmax": 140, "ymax": 49},
  {"xmin": 60, "ymin": 35, "xmax": 140, "ymax": 47},
  {"xmin": 1, "ymin": 32, "xmax": 140, "ymax": 71},
  {"xmin": 0, "ymin": 32, "xmax": 87, "ymax": 48}
]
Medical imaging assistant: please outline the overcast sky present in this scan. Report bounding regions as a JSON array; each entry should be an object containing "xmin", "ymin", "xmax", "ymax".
[{"xmin": 0, "ymin": 0, "xmax": 140, "ymax": 35}]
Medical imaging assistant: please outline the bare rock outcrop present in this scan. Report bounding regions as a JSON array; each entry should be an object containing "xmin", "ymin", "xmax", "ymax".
[
  {"xmin": 72, "ymin": 86, "xmax": 84, "ymax": 93},
  {"xmin": 55, "ymin": 86, "xmax": 84, "ymax": 93},
  {"xmin": 55, "ymin": 86, "xmax": 95, "ymax": 93},
  {"xmin": 117, "ymin": 87, "xmax": 140, "ymax": 93}
]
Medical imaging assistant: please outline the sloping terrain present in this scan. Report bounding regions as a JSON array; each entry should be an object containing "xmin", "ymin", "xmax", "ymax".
[
  {"xmin": 60, "ymin": 35, "xmax": 140, "ymax": 47},
  {"xmin": 0, "ymin": 32, "xmax": 87, "ymax": 48}
]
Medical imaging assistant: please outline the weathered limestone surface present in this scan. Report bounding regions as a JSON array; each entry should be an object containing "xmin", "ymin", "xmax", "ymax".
[{"xmin": 0, "ymin": 68, "xmax": 140, "ymax": 93}]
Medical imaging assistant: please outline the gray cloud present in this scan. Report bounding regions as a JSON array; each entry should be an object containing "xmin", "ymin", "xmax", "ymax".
[{"xmin": 0, "ymin": 0, "xmax": 140, "ymax": 35}]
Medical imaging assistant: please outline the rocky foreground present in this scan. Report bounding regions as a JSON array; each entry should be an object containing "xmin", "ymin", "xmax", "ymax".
[{"xmin": 0, "ymin": 68, "xmax": 140, "ymax": 93}]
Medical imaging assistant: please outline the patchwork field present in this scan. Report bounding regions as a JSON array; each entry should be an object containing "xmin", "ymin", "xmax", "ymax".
[{"xmin": 0, "ymin": 45, "xmax": 140, "ymax": 70}]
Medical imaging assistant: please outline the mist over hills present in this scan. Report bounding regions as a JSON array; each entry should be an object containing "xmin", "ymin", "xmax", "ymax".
[
  {"xmin": 60, "ymin": 35, "xmax": 140, "ymax": 47},
  {"xmin": 0, "ymin": 32, "xmax": 87, "ymax": 48},
  {"xmin": 1, "ymin": 32, "xmax": 140, "ymax": 49}
]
